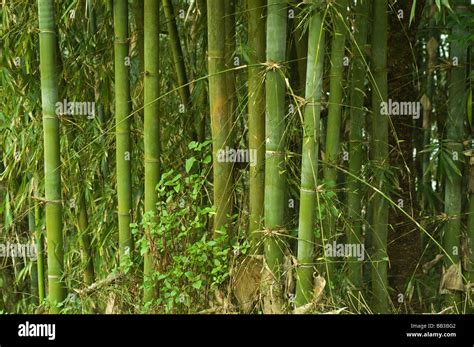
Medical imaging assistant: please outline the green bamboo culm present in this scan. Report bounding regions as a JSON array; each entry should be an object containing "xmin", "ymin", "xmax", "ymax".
[
  {"xmin": 421, "ymin": 0, "xmax": 437, "ymax": 214},
  {"xmin": 162, "ymin": 0, "xmax": 192, "ymax": 120},
  {"xmin": 347, "ymin": 0, "xmax": 369, "ymax": 291},
  {"xmin": 195, "ymin": 0, "xmax": 208, "ymax": 143},
  {"xmin": 370, "ymin": 0, "xmax": 390, "ymax": 313},
  {"xmin": 28, "ymin": 193, "xmax": 38, "ymax": 303},
  {"xmin": 77, "ymin": 190, "xmax": 95, "ymax": 285},
  {"xmin": 87, "ymin": 0, "xmax": 97, "ymax": 34},
  {"xmin": 442, "ymin": 0, "xmax": 468, "ymax": 309},
  {"xmin": 225, "ymin": 0, "xmax": 236, "ymax": 150},
  {"xmin": 114, "ymin": 0, "xmax": 133, "ymax": 263},
  {"xmin": 225, "ymin": 1, "xmax": 237, "ymax": 217},
  {"xmin": 37, "ymin": 0, "xmax": 66, "ymax": 312},
  {"xmin": 322, "ymin": 0, "xmax": 348, "ymax": 281},
  {"xmin": 143, "ymin": 0, "xmax": 161, "ymax": 304},
  {"xmin": 295, "ymin": 0, "xmax": 326, "ymax": 307},
  {"xmin": 34, "ymin": 183, "xmax": 45, "ymax": 303},
  {"xmin": 247, "ymin": 0, "xmax": 266, "ymax": 250},
  {"xmin": 207, "ymin": 0, "xmax": 232, "ymax": 236},
  {"xmin": 89, "ymin": 0, "xmax": 109, "ymax": 179},
  {"xmin": 294, "ymin": 7, "xmax": 308, "ymax": 96},
  {"xmin": 132, "ymin": 0, "xmax": 144, "ymax": 74},
  {"xmin": 264, "ymin": 0, "xmax": 288, "ymax": 309}
]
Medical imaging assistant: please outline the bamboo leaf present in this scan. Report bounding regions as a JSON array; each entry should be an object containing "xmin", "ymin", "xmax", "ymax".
[
  {"xmin": 409, "ymin": 0, "xmax": 417, "ymax": 26},
  {"xmin": 441, "ymin": 0, "xmax": 453, "ymax": 13}
]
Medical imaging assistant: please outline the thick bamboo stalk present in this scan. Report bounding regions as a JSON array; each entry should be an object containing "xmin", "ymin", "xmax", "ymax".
[
  {"xmin": 248, "ymin": 0, "xmax": 266, "ymax": 249},
  {"xmin": 37, "ymin": 0, "xmax": 66, "ymax": 312},
  {"xmin": 322, "ymin": 0, "xmax": 348, "ymax": 280},
  {"xmin": 443, "ymin": 0, "xmax": 468, "ymax": 308},
  {"xmin": 264, "ymin": 0, "xmax": 287, "ymax": 301},
  {"xmin": 370, "ymin": 0, "xmax": 390, "ymax": 313},
  {"xmin": 295, "ymin": 0, "xmax": 326, "ymax": 307},
  {"xmin": 347, "ymin": 0, "xmax": 369, "ymax": 290},
  {"xmin": 207, "ymin": 0, "xmax": 232, "ymax": 236},
  {"xmin": 114, "ymin": 0, "xmax": 133, "ymax": 262},
  {"xmin": 143, "ymin": 0, "xmax": 161, "ymax": 303}
]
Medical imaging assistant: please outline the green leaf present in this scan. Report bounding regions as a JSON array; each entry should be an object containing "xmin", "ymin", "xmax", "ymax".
[
  {"xmin": 409, "ymin": 0, "xmax": 417, "ymax": 26},
  {"xmin": 140, "ymin": 241, "xmax": 149, "ymax": 256},
  {"xmin": 435, "ymin": 0, "xmax": 441, "ymax": 10},
  {"xmin": 192, "ymin": 280, "xmax": 202, "ymax": 289},
  {"xmin": 441, "ymin": 0, "xmax": 453, "ymax": 13}
]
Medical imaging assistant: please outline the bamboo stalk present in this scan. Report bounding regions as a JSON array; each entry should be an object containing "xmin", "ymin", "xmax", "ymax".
[
  {"xmin": 225, "ymin": 0, "xmax": 237, "ymax": 148},
  {"xmin": 29, "ymin": 194, "xmax": 38, "ymax": 303},
  {"xmin": 421, "ymin": 0, "xmax": 437, "ymax": 212},
  {"xmin": 143, "ymin": 0, "xmax": 161, "ymax": 303},
  {"xmin": 34, "ymin": 184, "xmax": 45, "ymax": 304},
  {"xmin": 322, "ymin": 0, "xmax": 348, "ymax": 281},
  {"xmin": 443, "ymin": 0, "xmax": 468, "ymax": 308},
  {"xmin": 37, "ymin": 0, "xmax": 66, "ymax": 312},
  {"xmin": 132, "ymin": 0, "xmax": 145, "ymax": 74},
  {"xmin": 162, "ymin": 0, "xmax": 191, "ymax": 112},
  {"xmin": 207, "ymin": 0, "xmax": 232, "ymax": 236},
  {"xmin": 248, "ymin": 0, "xmax": 266, "ymax": 250},
  {"xmin": 114, "ymin": 0, "xmax": 133, "ymax": 262},
  {"xmin": 77, "ymin": 190, "xmax": 95, "ymax": 285},
  {"xmin": 295, "ymin": 0, "xmax": 326, "ymax": 307},
  {"xmin": 264, "ymin": 0, "xmax": 288, "ymax": 306},
  {"xmin": 370, "ymin": 0, "xmax": 390, "ymax": 313},
  {"xmin": 347, "ymin": 0, "xmax": 369, "ymax": 291}
]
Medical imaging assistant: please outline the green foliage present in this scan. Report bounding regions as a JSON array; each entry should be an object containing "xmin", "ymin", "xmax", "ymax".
[
  {"xmin": 1, "ymin": 0, "xmax": 473, "ymax": 315},
  {"xmin": 132, "ymin": 143, "xmax": 231, "ymax": 313}
]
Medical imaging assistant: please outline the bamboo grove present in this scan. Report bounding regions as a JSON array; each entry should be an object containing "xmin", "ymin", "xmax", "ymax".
[{"xmin": 0, "ymin": 0, "xmax": 473, "ymax": 314}]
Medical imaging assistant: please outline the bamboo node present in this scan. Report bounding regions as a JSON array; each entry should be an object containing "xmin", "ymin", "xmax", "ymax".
[
  {"xmin": 144, "ymin": 159, "xmax": 160, "ymax": 164},
  {"xmin": 114, "ymin": 38, "xmax": 130, "ymax": 44},
  {"xmin": 305, "ymin": 101, "xmax": 323, "ymax": 107},
  {"xmin": 40, "ymin": 198, "xmax": 62, "ymax": 204},
  {"xmin": 264, "ymin": 61, "xmax": 282, "ymax": 72},
  {"xmin": 263, "ymin": 227, "xmax": 288, "ymax": 237},
  {"xmin": 39, "ymin": 30, "xmax": 56, "ymax": 35},
  {"xmin": 43, "ymin": 116, "xmax": 58, "ymax": 120},
  {"xmin": 265, "ymin": 150, "xmax": 285, "ymax": 157}
]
